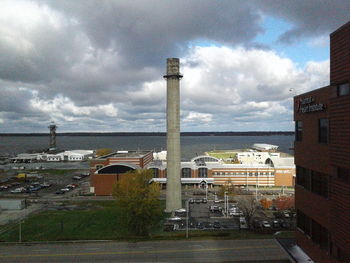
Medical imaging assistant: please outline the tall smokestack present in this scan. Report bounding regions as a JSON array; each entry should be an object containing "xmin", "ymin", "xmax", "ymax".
[{"xmin": 164, "ymin": 58, "xmax": 182, "ymax": 212}]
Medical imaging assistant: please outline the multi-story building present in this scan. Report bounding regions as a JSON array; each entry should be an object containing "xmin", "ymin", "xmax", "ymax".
[
  {"xmin": 90, "ymin": 150, "xmax": 154, "ymax": 195},
  {"xmin": 294, "ymin": 21, "xmax": 350, "ymax": 262},
  {"xmin": 90, "ymin": 148, "xmax": 295, "ymax": 196}
]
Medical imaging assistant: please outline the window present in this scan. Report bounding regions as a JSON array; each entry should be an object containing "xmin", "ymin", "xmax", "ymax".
[
  {"xmin": 319, "ymin": 118, "xmax": 329, "ymax": 143},
  {"xmin": 296, "ymin": 166, "xmax": 311, "ymax": 190},
  {"xmin": 311, "ymin": 171, "xmax": 329, "ymax": 198},
  {"xmin": 181, "ymin": 168, "xmax": 191, "ymax": 178},
  {"xmin": 297, "ymin": 210, "xmax": 311, "ymax": 236},
  {"xmin": 150, "ymin": 168, "xmax": 159, "ymax": 178},
  {"xmin": 338, "ymin": 82, "xmax": 350, "ymax": 96},
  {"xmin": 198, "ymin": 168, "xmax": 208, "ymax": 178},
  {"xmin": 295, "ymin": 121, "xmax": 303, "ymax": 141},
  {"xmin": 297, "ymin": 166, "xmax": 329, "ymax": 198},
  {"xmin": 337, "ymin": 167, "xmax": 349, "ymax": 183}
]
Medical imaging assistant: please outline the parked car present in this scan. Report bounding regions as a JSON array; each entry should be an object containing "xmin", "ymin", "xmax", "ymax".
[
  {"xmin": 239, "ymin": 217, "xmax": 248, "ymax": 229},
  {"xmin": 10, "ymin": 187, "xmax": 25, "ymax": 193},
  {"xmin": 28, "ymin": 185, "xmax": 41, "ymax": 192},
  {"xmin": 209, "ymin": 205, "xmax": 222, "ymax": 213},
  {"xmin": 55, "ymin": 190, "xmax": 65, "ymax": 195},
  {"xmin": 213, "ymin": 221, "xmax": 221, "ymax": 229},
  {"xmin": 196, "ymin": 222, "xmax": 204, "ymax": 229},
  {"xmin": 0, "ymin": 185, "xmax": 8, "ymax": 190},
  {"xmin": 272, "ymin": 220, "xmax": 280, "ymax": 228},
  {"xmin": 73, "ymin": 176, "xmax": 82, "ymax": 180},
  {"xmin": 229, "ymin": 207, "xmax": 243, "ymax": 216},
  {"xmin": 40, "ymin": 182, "xmax": 52, "ymax": 188},
  {"xmin": 262, "ymin": 221, "xmax": 271, "ymax": 228},
  {"xmin": 60, "ymin": 188, "xmax": 70, "ymax": 192}
]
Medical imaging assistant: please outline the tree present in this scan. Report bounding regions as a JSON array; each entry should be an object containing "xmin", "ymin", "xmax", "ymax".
[
  {"xmin": 112, "ymin": 169, "xmax": 162, "ymax": 236},
  {"xmin": 274, "ymin": 196, "xmax": 295, "ymax": 210},
  {"xmin": 236, "ymin": 195, "xmax": 259, "ymax": 229},
  {"xmin": 218, "ymin": 180, "xmax": 237, "ymax": 198}
]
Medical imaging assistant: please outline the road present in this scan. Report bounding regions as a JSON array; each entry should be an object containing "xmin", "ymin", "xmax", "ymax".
[{"xmin": 0, "ymin": 239, "xmax": 290, "ymax": 262}]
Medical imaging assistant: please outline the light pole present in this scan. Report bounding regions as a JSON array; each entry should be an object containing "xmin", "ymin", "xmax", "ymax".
[
  {"xmin": 255, "ymin": 167, "xmax": 259, "ymax": 200},
  {"xmin": 224, "ymin": 191, "xmax": 228, "ymax": 217},
  {"xmin": 19, "ymin": 220, "xmax": 22, "ymax": 243},
  {"xmin": 205, "ymin": 182, "xmax": 208, "ymax": 201},
  {"xmin": 186, "ymin": 198, "xmax": 191, "ymax": 239}
]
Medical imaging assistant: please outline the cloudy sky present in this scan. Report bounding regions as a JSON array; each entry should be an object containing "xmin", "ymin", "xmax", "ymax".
[{"xmin": 0, "ymin": 0, "xmax": 349, "ymax": 133}]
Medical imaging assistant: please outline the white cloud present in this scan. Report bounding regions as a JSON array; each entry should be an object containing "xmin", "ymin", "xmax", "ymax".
[
  {"xmin": 183, "ymin": 112, "xmax": 213, "ymax": 123},
  {"xmin": 30, "ymin": 94, "xmax": 118, "ymax": 122},
  {"xmin": 307, "ymin": 35, "xmax": 329, "ymax": 48}
]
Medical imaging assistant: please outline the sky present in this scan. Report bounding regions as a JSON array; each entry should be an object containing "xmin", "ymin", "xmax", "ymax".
[{"xmin": 0, "ymin": 0, "xmax": 349, "ymax": 133}]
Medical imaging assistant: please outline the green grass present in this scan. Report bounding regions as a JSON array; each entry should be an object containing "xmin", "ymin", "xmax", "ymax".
[
  {"xmin": 0, "ymin": 201, "xmax": 129, "ymax": 242},
  {"xmin": 206, "ymin": 152, "xmax": 237, "ymax": 160},
  {"xmin": 38, "ymin": 169, "xmax": 79, "ymax": 175}
]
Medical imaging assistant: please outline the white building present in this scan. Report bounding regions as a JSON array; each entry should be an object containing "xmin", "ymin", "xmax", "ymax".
[{"xmin": 44, "ymin": 150, "xmax": 94, "ymax": 162}]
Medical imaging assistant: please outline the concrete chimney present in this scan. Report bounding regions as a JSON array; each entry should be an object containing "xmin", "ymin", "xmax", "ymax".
[{"xmin": 164, "ymin": 58, "xmax": 182, "ymax": 212}]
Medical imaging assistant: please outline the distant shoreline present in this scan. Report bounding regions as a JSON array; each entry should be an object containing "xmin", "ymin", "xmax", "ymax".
[{"xmin": 0, "ymin": 131, "xmax": 294, "ymax": 136}]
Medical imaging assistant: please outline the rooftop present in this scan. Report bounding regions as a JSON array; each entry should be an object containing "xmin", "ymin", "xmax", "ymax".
[{"xmin": 98, "ymin": 150, "xmax": 152, "ymax": 159}]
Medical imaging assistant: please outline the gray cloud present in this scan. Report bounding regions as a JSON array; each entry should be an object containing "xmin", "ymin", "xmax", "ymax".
[{"xmin": 254, "ymin": 0, "xmax": 350, "ymax": 43}]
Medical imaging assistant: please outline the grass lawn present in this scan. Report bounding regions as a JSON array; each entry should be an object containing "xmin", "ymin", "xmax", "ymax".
[
  {"xmin": 0, "ymin": 201, "xmax": 129, "ymax": 242},
  {"xmin": 206, "ymin": 152, "xmax": 237, "ymax": 160}
]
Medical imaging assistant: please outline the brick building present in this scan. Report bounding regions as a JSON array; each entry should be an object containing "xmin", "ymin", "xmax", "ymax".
[
  {"xmin": 294, "ymin": 21, "xmax": 350, "ymax": 262},
  {"xmin": 90, "ymin": 150, "xmax": 294, "ymax": 196},
  {"xmin": 90, "ymin": 150, "xmax": 154, "ymax": 196}
]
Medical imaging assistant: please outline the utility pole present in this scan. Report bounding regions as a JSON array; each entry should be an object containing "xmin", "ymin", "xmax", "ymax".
[
  {"xmin": 186, "ymin": 199, "xmax": 191, "ymax": 239},
  {"xmin": 19, "ymin": 220, "xmax": 22, "ymax": 243}
]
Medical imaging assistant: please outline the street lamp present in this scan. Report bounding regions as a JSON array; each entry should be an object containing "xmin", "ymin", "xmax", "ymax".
[
  {"xmin": 205, "ymin": 182, "xmax": 208, "ymax": 201},
  {"xmin": 224, "ymin": 191, "xmax": 228, "ymax": 217},
  {"xmin": 186, "ymin": 198, "xmax": 192, "ymax": 239}
]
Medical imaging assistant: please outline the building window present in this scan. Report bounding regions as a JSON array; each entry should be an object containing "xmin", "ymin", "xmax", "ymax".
[
  {"xmin": 296, "ymin": 166, "xmax": 311, "ymax": 190},
  {"xmin": 182, "ymin": 168, "xmax": 191, "ymax": 178},
  {"xmin": 311, "ymin": 171, "xmax": 329, "ymax": 198},
  {"xmin": 150, "ymin": 168, "xmax": 159, "ymax": 178},
  {"xmin": 319, "ymin": 118, "xmax": 329, "ymax": 143},
  {"xmin": 297, "ymin": 210, "xmax": 311, "ymax": 236},
  {"xmin": 95, "ymin": 165, "xmax": 103, "ymax": 170},
  {"xmin": 337, "ymin": 167, "xmax": 349, "ymax": 183},
  {"xmin": 337, "ymin": 82, "xmax": 350, "ymax": 96},
  {"xmin": 198, "ymin": 168, "xmax": 208, "ymax": 178},
  {"xmin": 295, "ymin": 121, "xmax": 303, "ymax": 141}
]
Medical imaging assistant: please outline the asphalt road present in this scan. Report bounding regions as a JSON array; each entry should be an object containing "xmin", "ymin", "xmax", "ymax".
[{"xmin": 0, "ymin": 239, "xmax": 290, "ymax": 263}]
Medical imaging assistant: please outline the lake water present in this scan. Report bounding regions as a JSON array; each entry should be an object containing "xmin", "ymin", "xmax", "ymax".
[{"xmin": 0, "ymin": 135, "xmax": 294, "ymax": 160}]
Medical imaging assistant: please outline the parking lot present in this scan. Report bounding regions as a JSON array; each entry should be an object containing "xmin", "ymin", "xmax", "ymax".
[
  {"xmin": 166, "ymin": 194, "xmax": 296, "ymax": 233},
  {"xmin": 0, "ymin": 169, "xmax": 90, "ymax": 199}
]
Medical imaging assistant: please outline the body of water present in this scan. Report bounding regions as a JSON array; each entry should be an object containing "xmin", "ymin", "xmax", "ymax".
[{"xmin": 0, "ymin": 135, "xmax": 294, "ymax": 160}]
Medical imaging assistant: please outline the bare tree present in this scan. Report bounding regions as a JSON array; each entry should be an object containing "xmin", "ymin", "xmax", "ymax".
[{"xmin": 236, "ymin": 195, "xmax": 259, "ymax": 229}]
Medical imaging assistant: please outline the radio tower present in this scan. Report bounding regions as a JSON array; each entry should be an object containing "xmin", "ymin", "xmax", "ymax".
[{"xmin": 48, "ymin": 121, "xmax": 57, "ymax": 151}]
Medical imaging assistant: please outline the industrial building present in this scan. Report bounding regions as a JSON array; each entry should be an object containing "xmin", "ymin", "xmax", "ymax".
[
  {"xmin": 89, "ymin": 147, "xmax": 295, "ymax": 196},
  {"xmin": 294, "ymin": 21, "xmax": 350, "ymax": 262},
  {"xmin": 10, "ymin": 150, "xmax": 94, "ymax": 163}
]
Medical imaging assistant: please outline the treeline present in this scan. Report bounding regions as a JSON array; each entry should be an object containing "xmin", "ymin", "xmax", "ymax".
[{"xmin": 0, "ymin": 131, "xmax": 294, "ymax": 136}]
